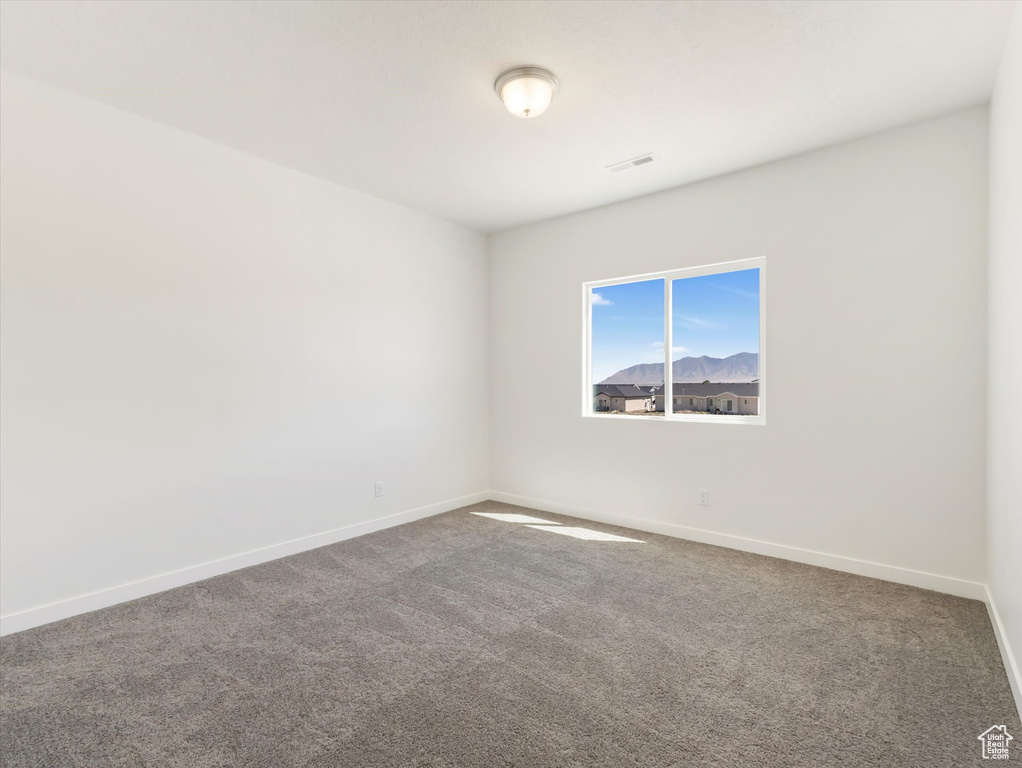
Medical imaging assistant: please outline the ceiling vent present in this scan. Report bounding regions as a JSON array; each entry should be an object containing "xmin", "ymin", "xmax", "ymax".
[{"xmin": 606, "ymin": 153, "xmax": 656, "ymax": 174}]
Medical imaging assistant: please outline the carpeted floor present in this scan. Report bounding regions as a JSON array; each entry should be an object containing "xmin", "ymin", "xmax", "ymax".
[{"xmin": 1, "ymin": 501, "xmax": 1018, "ymax": 767}]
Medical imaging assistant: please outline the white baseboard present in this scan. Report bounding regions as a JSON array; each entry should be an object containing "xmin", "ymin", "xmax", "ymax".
[
  {"xmin": 0, "ymin": 490, "xmax": 489, "ymax": 637},
  {"xmin": 986, "ymin": 587, "xmax": 1022, "ymax": 723},
  {"xmin": 487, "ymin": 491, "xmax": 988, "ymax": 601}
]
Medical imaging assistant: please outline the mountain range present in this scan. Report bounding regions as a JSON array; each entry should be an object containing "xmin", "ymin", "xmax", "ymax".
[{"xmin": 599, "ymin": 352, "xmax": 758, "ymax": 385}]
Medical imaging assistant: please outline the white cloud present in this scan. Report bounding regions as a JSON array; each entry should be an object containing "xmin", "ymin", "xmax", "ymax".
[
  {"xmin": 591, "ymin": 292, "xmax": 613, "ymax": 306},
  {"xmin": 650, "ymin": 342, "xmax": 688, "ymax": 355},
  {"xmin": 709, "ymin": 282, "xmax": 759, "ymax": 301},
  {"xmin": 678, "ymin": 315, "xmax": 726, "ymax": 331}
]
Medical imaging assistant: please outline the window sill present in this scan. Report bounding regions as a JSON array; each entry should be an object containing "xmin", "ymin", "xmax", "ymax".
[{"xmin": 584, "ymin": 413, "xmax": 765, "ymax": 426}]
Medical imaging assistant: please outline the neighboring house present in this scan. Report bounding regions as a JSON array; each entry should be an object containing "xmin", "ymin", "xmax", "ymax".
[
  {"xmin": 660, "ymin": 382, "xmax": 759, "ymax": 415},
  {"xmin": 593, "ymin": 382, "xmax": 759, "ymax": 415},
  {"xmin": 593, "ymin": 384, "xmax": 659, "ymax": 413}
]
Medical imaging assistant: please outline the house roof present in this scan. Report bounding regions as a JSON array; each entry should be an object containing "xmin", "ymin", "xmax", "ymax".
[
  {"xmin": 669, "ymin": 382, "xmax": 759, "ymax": 398},
  {"xmin": 594, "ymin": 383, "xmax": 759, "ymax": 398},
  {"xmin": 593, "ymin": 384, "xmax": 659, "ymax": 399}
]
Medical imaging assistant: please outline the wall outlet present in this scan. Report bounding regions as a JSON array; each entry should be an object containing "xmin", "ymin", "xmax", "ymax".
[
  {"xmin": 374, "ymin": 481, "xmax": 384, "ymax": 498},
  {"xmin": 698, "ymin": 489, "xmax": 710, "ymax": 507}
]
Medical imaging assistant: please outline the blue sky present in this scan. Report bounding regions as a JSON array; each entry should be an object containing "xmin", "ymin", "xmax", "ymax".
[{"xmin": 591, "ymin": 268, "xmax": 759, "ymax": 382}]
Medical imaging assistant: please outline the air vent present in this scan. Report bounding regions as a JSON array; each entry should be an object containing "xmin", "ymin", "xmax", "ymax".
[{"xmin": 606, "ymin": 153, "xmax": 656, "ymax": 174}]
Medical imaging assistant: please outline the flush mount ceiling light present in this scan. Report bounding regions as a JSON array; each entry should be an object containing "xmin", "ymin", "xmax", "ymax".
[{"xmin": 494, "ymin": 66, "xmax": 558, "ymax": 118}]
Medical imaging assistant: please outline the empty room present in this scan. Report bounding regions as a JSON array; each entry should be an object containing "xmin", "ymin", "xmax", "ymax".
[{"xmin": 1, "ymin": 1, "xmax": 1019, "ymax": 766}]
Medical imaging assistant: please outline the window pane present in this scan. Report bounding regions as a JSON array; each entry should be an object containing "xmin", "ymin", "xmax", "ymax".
[
  {"xmin": 671, "ymin": 268, "xmax": 759, "ymax": 416},
  {"xmin": 591, "ymin": 279, "xmax": 664, "ymax": 415}
]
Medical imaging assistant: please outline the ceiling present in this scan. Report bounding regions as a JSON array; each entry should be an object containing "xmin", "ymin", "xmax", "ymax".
[{"xmin": 0, "ymin": 0, "xmax": 1013, "ymax": 232}]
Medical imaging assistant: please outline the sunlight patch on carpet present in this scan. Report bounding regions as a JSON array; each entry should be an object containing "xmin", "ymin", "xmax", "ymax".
[
  {"xmin": 472, "ymin": 512, "xmax": 562, "ymax": 525},
  {"xmin": 524, "ymin": 525, "xmax": 644, "ymax": 543}
]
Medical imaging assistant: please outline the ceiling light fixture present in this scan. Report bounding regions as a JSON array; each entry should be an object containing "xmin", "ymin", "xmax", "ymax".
[{"xmin": 494, "ymin": 66, "xmax": 558, "ymax": 119}]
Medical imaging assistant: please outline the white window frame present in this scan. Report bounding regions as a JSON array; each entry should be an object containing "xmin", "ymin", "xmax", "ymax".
[{"xmin": 582, "ymin": 256, "xmax": 766, "ymax": 425}]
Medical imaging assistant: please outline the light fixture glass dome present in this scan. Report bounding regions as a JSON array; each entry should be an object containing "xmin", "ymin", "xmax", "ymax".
[{"xmin": 495, "ymin": 66, "xmax": 558, "ymax": 119}]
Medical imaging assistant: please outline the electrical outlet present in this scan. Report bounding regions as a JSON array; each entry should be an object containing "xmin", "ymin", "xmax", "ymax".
[
  {"xmin": 375, "ymin": 481, "xmax": 384, "ymax": 498},
  {"xmin": 698, "ymin": 489, "xmax": 710, "ymax": 507}
]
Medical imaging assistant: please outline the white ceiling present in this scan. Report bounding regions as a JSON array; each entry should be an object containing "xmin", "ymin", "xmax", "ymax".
[{"xmin": 0, "ymin": 0, "xmax": 1013, "ymax": 232}]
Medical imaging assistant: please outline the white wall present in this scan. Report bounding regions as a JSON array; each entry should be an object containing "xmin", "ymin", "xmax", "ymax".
[
  {"xmin": 489, "ymin": 107, "xmax": 989, "ymax": 588},
  {"xmin": 0, "ymin": 72, "xmax": 489, "ymax": 627},
  {"xmin": 987, "ymin": 2, "xmax": 1022, "ymax": 710}
]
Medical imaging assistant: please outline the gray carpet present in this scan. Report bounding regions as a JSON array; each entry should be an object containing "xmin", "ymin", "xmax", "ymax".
[{"xmin": 1, "ymin": 501, "xmax": 1018, "ymax": 767}]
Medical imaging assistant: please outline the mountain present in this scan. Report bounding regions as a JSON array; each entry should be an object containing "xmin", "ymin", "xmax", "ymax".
[{"xmin": 599, "ymin": 352, "xmax": 758, "ymax": 385}]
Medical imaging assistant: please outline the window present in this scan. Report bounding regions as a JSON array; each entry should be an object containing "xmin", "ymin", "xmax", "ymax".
[{"xmin": 584, "ymin": 258, "xmax": 764, "ymax": 424}]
